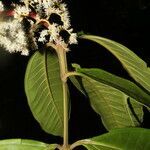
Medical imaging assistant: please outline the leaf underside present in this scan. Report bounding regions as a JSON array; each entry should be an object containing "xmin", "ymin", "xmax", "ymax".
[
  {"xmin": 76, "ymin": 68, "xmax": 150, "ymax": 107},
  {"xmin": 81, "ymin": 76, "xmax": 143, "ymax": 130},
  {"xmin": 25, "ymin": 49, "xmax": 64, "ymax": 136},
  {"xmin": 81, "ymin": 128, "xmax": 150, "ymax": 150},
  {"xmin": 81, "ymin": 35, "xmax": 150, "ymax": 93},
  {"xmin": 0, "ymin": 139, "xmax": 56, "ymax": 150}
]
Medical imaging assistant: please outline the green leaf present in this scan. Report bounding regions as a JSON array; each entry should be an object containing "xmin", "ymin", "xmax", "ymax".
[
  {"xmin": 81, "ymin": 35, "xmax": 150, "ymax": 93},
  {"xmin": 25, "ymin": 49, "xmax": 64, "ymax": 136},
  {"xmin": 69, "ymin": 64, "xmax": 86, "ymax": 95},
  {"xmin": 0, "ymin": 139, "xmax": 57, "ymax": 150},
  {"xmin": 78, "ymin": 128, "xmax": 150, "ymax": 150},
  {"xmin": 80, "ymin": 75, "xmax": 143, "ymax": 130},
  {"xmin": 76, "ymin": 68, "xmax": 150, "ymax": 107},
  {"xmin": 69, "ymin": 76, "xmax": 86, "ymax": 96}
]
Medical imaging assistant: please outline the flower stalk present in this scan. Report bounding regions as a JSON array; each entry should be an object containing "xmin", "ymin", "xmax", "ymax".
[{"xmin": 55, "ymin": 46, "xmax": 69, "ymax": 148}]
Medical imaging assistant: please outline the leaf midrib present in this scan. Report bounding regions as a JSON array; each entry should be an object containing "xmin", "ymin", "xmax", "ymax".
[
  {"xmin": 83, "ymin": 141, "xmax": 122, "ymax": 150},
  {"xmin": 83, "ymin": 76, "xmax": 135, "ymax": 127},
  {"xmin": 84, "ymin": 77, "xmax": 124, "ymax": 128},
  {"xmin": 44, "ymin": 52, "xmax": 63, "ymax": 129}
]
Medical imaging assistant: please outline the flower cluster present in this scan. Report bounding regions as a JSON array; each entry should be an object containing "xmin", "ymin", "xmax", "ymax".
[
  {"xmin": 0, "ymin": 0, "xmax": 77, "ymax": 55},
  {"xmin": 0, "ymin": 19, "xmax": 29, "ymax": 55},
  {"xmin": 0, "ymin": 1, "xmax": 4, "ymax": 11}
]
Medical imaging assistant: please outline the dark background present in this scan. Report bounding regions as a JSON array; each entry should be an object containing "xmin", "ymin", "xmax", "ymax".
[{"xmin": 0, "ymin": 0, "xmax": 150, "ymax": 146}]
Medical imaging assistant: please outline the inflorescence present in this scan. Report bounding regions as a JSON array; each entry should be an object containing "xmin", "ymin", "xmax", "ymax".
[{"xmin": 0, "ymin": 0, "xmax": 77, "ymax": 55}]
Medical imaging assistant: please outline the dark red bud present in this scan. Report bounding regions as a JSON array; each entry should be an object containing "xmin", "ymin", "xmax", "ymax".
[
  {"xmin": 5, "ymin": 10, "xmax": 15, "ymax": 16},
  {"xmin": 29, "ymin": 12, "xmax": 37, "ymax": 19}
]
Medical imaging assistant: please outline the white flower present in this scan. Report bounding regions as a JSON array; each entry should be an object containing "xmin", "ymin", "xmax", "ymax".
[
  {"xmin": 42, "ymin": 0, "xmax": 53, "ymax": 9},
  {"xmin": 61, "ymin": 11, "xmax": 71, "ymax": 29},
  {"xmin": 38, "ymin": 29, "xmax": 49, "ymax": 43},
  {"xmin": 47, "ymin": 7, "xmax": 62, "ymax": 17},
  {"xmin": 69, "ymin": 33, "xmax": 78, "ymax": 44},
  {"xmin": 0, "ymin": 1, "xmax": 4, "ymax": 11},
  {"xmin": 14, "ymin": 5, "xmax": 30, "ymax": 20},
  {"xmin": 48, "ymin": 23, "xmax": 59, "ymax": 42},
  {"xmin": 59, "ymin": 3, "xmax": 67, "ymax": 12},
  {"xmin": 0, "ymin": 19, "xmax": 29, "ymax": 55}
]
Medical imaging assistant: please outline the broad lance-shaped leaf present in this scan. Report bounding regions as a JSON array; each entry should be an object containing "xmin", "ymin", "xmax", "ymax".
[
  {"xmin": 0, "ymin": 139, "xmax": 57, "ymax": 150},
  {"xmin": 76, "ymin": 68, "xmax": 150, "ymax": 107},
  {"xmin": 81, "ymin": 76, "xmax": 143, "ymax": 130},
  {"xmin": 71, "ymin": 67, "xmax": 145, "ymax": 129},
  {"xmin": 75, "ymin": 128, "xmax": 150, "ymax": 150},
  {"xmin": 81, "ymin": 35, "xmax": 150, "ymax": 93},
  {"xmin": 25, "ymin": 50, "xmax": 64, "ymax": 136}
]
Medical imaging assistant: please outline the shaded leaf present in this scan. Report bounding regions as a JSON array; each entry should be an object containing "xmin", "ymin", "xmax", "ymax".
[
  {"xmin": 69, "ymin": 76, "xmax": 86, "ymax": 96},
  {"xmin": 25, "ymin": 49, "xmax": 64, "ymax": 136},
  {"xmin": 79, "ymin": 128, "xmax": 150, "ymax": 150},
  {"xmin": 81, "ymin": 35, "xmax": 150, "ymax": 93},
  {"xmin": 69, "ymin": 63, "xmax": 86, "ymax": 95},
  {"xmin": 0, "ymin": 139, "xmax": 57, "ymax": 150}
]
